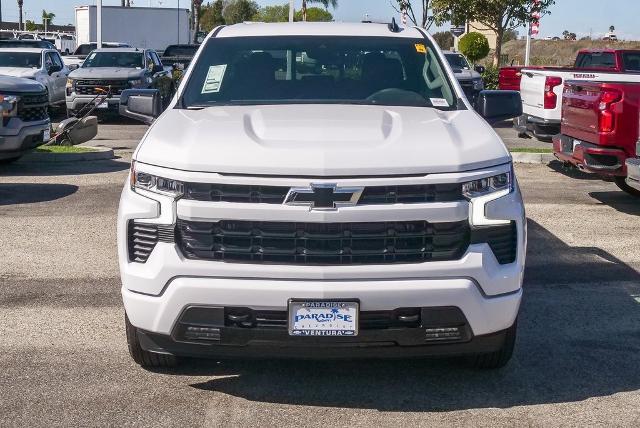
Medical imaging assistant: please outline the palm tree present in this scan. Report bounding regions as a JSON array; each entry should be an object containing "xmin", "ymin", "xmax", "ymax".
[
  {"xmin": 17, "ymin": 0, "xmax": 23, "ymax": 30},
  {"xmin": 301, "ymin": 0, "xmax": 337, "ymax": 22},
  {"xmin": 192, "ymin": 0, "xmax": 203, "ymax": 43},
  {"xmin": 609, "ymin": 25, "xmax": 615, "ymax": 33}
]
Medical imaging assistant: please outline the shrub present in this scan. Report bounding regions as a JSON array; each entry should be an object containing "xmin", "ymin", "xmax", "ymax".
[
  {"xmin": 458, "ymin": 32, "xmax": 490, "ymax": 64},
  {"xmin": 481, "ymin": 65, "xmax": 499, "ymax": 90}
]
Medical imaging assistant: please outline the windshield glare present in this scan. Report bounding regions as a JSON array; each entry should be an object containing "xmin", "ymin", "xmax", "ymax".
[
  {"xmin": 0, "ymin": 52, "xmax": 41, "ymax": 68},
  {"xmin": 182, "ymin": 36, "xmax": 457, "ymax": 109},
  {"xmin": 445, "ymin": 54, "xmax": 470, "ymax": 70},
  {"xmin": 82, "ymin": 51, "xmax": 144, "ymax": 68}
]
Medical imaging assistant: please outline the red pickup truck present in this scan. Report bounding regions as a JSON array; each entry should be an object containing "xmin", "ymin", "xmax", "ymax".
[
  {"xmin": 498, "ymin": 49, "xmax": 640, "ymax": 91},
  {"xmin": 552, "ymin": 80, "xmax": 640, "ymax": 196}
]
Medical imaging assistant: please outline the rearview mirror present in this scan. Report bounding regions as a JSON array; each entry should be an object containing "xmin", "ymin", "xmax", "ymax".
[
  {"xmin": 475, "ymin": 90, "xmax": 522, "ymax": 125},
  {"xmin": 119, "ymin": 89, "xmax": 162, "ymax": 125}
]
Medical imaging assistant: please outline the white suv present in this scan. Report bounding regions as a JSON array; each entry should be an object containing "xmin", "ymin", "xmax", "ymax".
[{"xmin": 117, "ymin": 22, "xmax": 525, "ymax": 369}]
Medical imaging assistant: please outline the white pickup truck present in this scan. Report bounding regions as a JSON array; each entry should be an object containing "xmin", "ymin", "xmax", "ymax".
[
  {"xmin": 515, "ymin": 49, "xmax": 640, "ymax": 141},
  {"xmin": 116, "ymin": 21, "xmax": 526, "ymax": 370}
]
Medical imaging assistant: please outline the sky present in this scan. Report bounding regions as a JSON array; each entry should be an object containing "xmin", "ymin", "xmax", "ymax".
[{"xmin": 2, "ymin": 0, "xmax": 639, "ymax": 40}]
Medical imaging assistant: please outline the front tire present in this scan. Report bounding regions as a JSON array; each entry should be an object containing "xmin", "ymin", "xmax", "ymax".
[
  {"xmin": 465, "ymin": 319, "xmax": 517, "ymax": 369},
  {"xmin": 125, "ymin": 313, "xmax": 178, "ymax": 368},
  {"xmin": 614, "ymin": 176, "xmax": 640, "ymax": 197}
]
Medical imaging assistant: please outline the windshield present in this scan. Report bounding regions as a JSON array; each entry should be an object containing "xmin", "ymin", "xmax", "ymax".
[
  {"xmin": 0, "ymin": 40, "xmax": 53, "ymax": 49},
  {"xmin": 74, "ymin": 44, "xmax": 95, "ymax": 55},
  {"xmin": 82, "ymin": 51, "xmax": 144, "ymax": 68},
  {"xmin": 164, "ymin": 45, "xmax": 199, "ymax": 57},
  {"xmin": 445, "ymin": 53, "xmax": 470, "ymax": 70},
  {"xmin": 0, "ymin": 52, "xmax": 41, "ymax": 68},
  {"xmin": 181, "ymin": 36, "xmax": 457, "ymax": 109}
]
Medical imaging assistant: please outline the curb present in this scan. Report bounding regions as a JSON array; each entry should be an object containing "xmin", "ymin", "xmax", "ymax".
[
  {"xmin": 21, "ymin": 146, "xmax": 115, "ymax": 163},
  {"xmin": 510, "ymin": 152, "xmax": 555, "ymax": 164}
]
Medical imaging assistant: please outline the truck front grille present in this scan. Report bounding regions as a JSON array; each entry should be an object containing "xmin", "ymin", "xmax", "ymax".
[
  {"xmin": 75, "ymin": 79, "xmax": 129, "ymax": 95},
  {"xmin": 17, "ymin": 91, "xmax": 49, "ymax": 122},
  {"xmin": 176, "ymin": 219, "xmax": 470, "ymax": 265},
  {"xmin": 183, "ymin": 182, "xmax": 462, "ymax": 204}
]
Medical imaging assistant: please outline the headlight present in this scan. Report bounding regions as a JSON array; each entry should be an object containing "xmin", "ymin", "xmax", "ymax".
[
  {"xmin": 129, "ymin": 79, "xmax": 143, "ymax": 87},
  {"xmin": 130, "ymin": 161, "xmax": 184, "ymax": 198},
  {"xmin": 462, "ymin": 170, "xmax": 512, "ymax": 199},
  {"xmin": 0, "ymin": 94, "xmax": 19, "ymax": 117},
  {"xmin": 66, "ymin": 78, "xmax": 75, "ymax": 89}
]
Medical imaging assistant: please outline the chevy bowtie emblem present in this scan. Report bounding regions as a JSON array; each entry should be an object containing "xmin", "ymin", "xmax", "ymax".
[{"xmin": 284, "ymin": 183, "xmax": 364, "ymax": 210}]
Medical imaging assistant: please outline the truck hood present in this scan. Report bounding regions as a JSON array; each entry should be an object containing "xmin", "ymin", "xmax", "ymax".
[
  {"xmin": 0, "ymin": 75, "xmax": 46, "ymax": 92},
  {"xmin": 136, "ymin": 105, "xmax": 510, "ymax": 176},
  {"xmin": 0, "ymin": 67, "xmax": 38, "ymax": 79},
  {"xmin": 69, "ymin": 67, "xmax": 143, "ymax": 80}
]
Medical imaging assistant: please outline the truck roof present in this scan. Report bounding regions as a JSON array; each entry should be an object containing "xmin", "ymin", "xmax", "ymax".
[
  {"xmin": 92, "ymin": 47, "xmax": 147, "ymax": 53},
  {"xmin": 0, "ymin": 47, "xmax": 48, "ymax": 53},
  {"xmin": 216, "ymin": 22, "xmax": 425, "ymax": 39},
  {"xmin": 577, "ymin": 48, "xmax": 640, "ymax": 54}
]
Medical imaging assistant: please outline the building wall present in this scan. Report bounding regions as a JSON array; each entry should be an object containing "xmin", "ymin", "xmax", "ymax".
[{"xmin": 467, "ymin": 22, "xmax": 497, "ymax": 50}]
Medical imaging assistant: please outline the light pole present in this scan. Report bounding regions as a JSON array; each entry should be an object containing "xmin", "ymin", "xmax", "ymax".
[
  {"xmin": 97, "ymin": 0, "xmax": 102, "ymax": 48},
  {"xmin": 289, "ymin": 0, "xmax": 294, "ymax": 22}
]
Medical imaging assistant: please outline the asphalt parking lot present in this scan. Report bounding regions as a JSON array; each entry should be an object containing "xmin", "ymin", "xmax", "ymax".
[{"xmin": 1, "ymin": 124, "xmax": 640, "ymax": 426}]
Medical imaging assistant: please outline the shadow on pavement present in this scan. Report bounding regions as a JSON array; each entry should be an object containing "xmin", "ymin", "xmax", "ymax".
[
  {"xmin": 589, "ymin": 191, "xmax": 640, "ymax": 216},
  {"xmin": 161, "ymin": 220, "xmax": 640, "ymax": 411},
  {"xmin": 0, "ymin": 158, "xmax": 130, "ymax": 177},
  {"xmin": 547, "ymin": 160, "xmax": 602, "ymax": 181},
  {"xmin": 0, "ymin": 183, "xmax": 78, "ymax": 205}
]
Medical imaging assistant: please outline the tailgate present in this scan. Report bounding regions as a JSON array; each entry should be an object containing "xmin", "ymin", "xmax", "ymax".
[
  {"xmin": 561, "ymin": 82, "xmax": 601, "ymax": 136},
  {"xmin": 519, "ymin": 71, "xmax": 547, "ymax": 108}
]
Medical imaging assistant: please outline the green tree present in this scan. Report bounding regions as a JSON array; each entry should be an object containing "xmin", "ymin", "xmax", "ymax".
[
  {"xmin": 458, "ymin": 32, "xmax": 489, "ymax": 64},
  {"xmin": 432, "ymin": 31, "xmax": 453, "ymax": 49},
  {"xmin": 391, "ymin": 0, "xmax": 432, "ymax": 28},
  {"xmin": 254, "ymin": 4, "xmax": 290, "ymax": 22},
  {"xmin": 25, "ymin": 20, "xmax": 38, "ymax": 31},
  {"xmin": 502, "ymin": 28, "xmax": 518, "ymax": 43},
  {"xmin": 42, "ymin": 9, "xmax": 56, "ymax": 26},
  {"xmin": 432, "ymin": 0, "xmax": 555, "ymax": 66},
  {"xmin": 222, "ymin": 0, "xmax": 259, "ymax": 25},
  {"xmin": 200, "ymin": 0, "xmax": 225, "ymax": 31},
  {"xmin": 301, "ymin": 0, "xmax": 337, "ymax": 22},
  {"xmin": 295, "ymin": 7, "xmax": 333, "ymax": 22}
]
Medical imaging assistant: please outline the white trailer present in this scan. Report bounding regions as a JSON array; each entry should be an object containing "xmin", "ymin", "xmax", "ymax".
[{"xmin": 75, "ymin": 5, "xmax": 191, "ymax": 52}]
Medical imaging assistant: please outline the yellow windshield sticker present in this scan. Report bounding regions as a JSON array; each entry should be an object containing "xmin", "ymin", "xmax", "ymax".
[{"xmin": 415, "ymin": 43, "xmax": 427, "ymax": 54}]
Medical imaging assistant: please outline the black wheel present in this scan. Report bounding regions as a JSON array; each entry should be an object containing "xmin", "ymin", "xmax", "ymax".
[
  {"xmin": 614, "ymin": 176, "xmax": 640, "ymax": 197},
  {"xmin": 0, "ymin": 156, "xmax": 21, "ymax": 165},
  {"xmin": 517, "ymin": 131, "xmax": 529, "ymax": 139},
  {"xmin": 465, "ymin": 319, "xmax": 517, "ymax": 369},
  {"xmin": 125, "ymin": 313, "xmax": 178, "ymax": 368}
]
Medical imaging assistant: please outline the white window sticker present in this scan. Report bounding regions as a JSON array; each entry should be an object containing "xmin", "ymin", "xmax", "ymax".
[
  {"xmin": 202, "ymin": 64, "xmax": 227, "ymax": 94},
  {"xmin": 430, "ymin": 98, "xmax": 449, "ymax": 107}
]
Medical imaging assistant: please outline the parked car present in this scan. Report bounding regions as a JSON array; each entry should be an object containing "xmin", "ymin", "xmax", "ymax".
[
  {"xmin": 0, "ymin": 48, "xmax": 69, "ymax": 106},
  {"xmin": 0, "ymin": 39, "xmax": 56, "ymax": 50},
  {"xmin": 553, "ymin": 80, "xmax": 640, "ymax": 196},
  {"xmin": 116, "ymin": 22, "xmax": 525, "ymax": 369},
  {"xmin": 66, "ymin": 47, "xmax": 173, "ymax": 116},
  {"xmin": 161, "ymin": 44, "xmax": 199, "ymax": 72},
  {"xmin": 0, "ymin": 76, "xmax": 50, "ymax": 163},
  {"xmin": 443, "ymin": 51, "xmax": 484, "ymax": 103},
  {"xmin": 515, "ymin": 49, "xmax": 640, "ymax": 140},
  {"xmin": 63, "ymin": 42, "xmax": 131, "ymax": 69}
]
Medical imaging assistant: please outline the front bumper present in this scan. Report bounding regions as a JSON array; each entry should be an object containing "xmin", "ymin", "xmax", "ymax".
[
  {"xmin": 0, "ymin": 119, "xmax": 50, "ymax": 159},
  {"xmin": 514, "ymin": 114, "xmax": 560, "ymax": 140},
  {"xmin": 626, "ymin": 158, "xmax": 640, "ymax": 190},
  {"xmin": 66, "ymin": 93, "xmax": 121, "ymax": 113},
  {"xmin": 553, "ymin": 134, "xmax": 628, "ymax": 177}
]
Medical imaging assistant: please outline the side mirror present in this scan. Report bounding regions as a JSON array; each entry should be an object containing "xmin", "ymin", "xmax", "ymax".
[
  {"xmin": 475, "ymin": 65, "xmax": 486, "ymax": 74},
  {"xmin": 153, "ymin": 64, "xmax": 165, "ymax": 74},
  {"xmin": 475, "ymin": 90, "xmax": 522, "ymax": 125},
  {"xmin": 48, "ymin": 64, "xmax": 62, "ymax": 75},
  {"xmin": 119, "ymin": 89, "xmax": 162, "ymax": 125}
]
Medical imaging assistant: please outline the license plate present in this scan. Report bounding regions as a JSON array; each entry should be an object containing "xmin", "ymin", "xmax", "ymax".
[
  {"xmin": 288, "ymin": 300, "xmax": 358, "ymax": 337},
  {"xmin": 96, "ymin": 101, "xmax": 109, "ymax": 109},
  {"xmin": 43, "ymin": 128, "xmax": 50, "ymax": 141}
]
